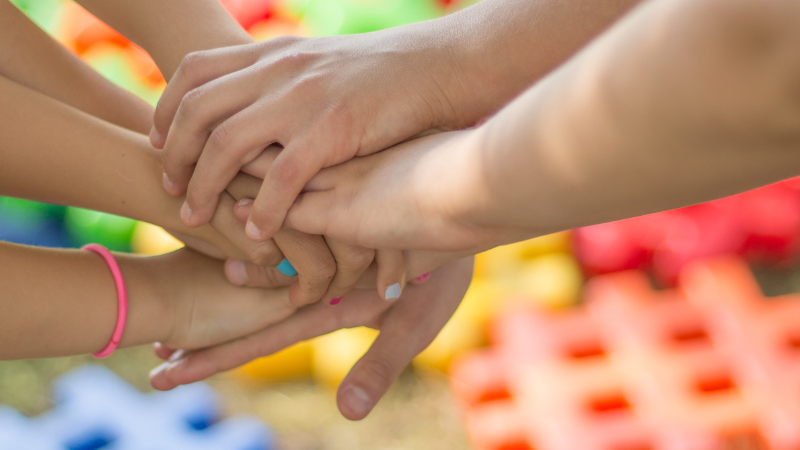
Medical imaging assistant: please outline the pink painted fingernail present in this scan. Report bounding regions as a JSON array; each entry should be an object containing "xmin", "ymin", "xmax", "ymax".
[
  {"xmin": 415, "ymin": 272, "xmax": 431, "ymax": 282},
  {"xmin": 330, "ymin": 296, "xmax": 343, "ymax": 306}
]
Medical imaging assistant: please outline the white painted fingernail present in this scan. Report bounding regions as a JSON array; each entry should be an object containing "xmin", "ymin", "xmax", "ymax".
[
  {"xmin": 238, "ymin": 198, "xmax": 253, "ymax": 207},
  {"xmin": 385, "ymin": 283, "xmax": 402, "ymax": 300},
  {"xmin": 149, "ymin": 362, "xmax": 168, "ymax": 379},
  {"xmin": 168, "ymin": 349, "xmax": 185, "ymax": 363}
]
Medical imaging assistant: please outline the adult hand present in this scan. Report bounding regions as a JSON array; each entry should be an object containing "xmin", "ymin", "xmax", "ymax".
[
  {"xmin": 152, "ymin": 31, "xmax": 475, "ymax": 242},
  {"xmin": 149, "ymin": 257, "xmax": 474, "ymax": 420}
]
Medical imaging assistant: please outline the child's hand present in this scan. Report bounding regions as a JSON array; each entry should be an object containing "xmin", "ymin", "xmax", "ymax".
[
  {"xmin": 174, "ymin": 175, "xmax": 405, "ymax": 305},
  {"xmin": 150, "ymin": 248, "xmax": 298, "ymax": 351},
  {"xmin": 149, "ymin": 257, "xmax": 474, "ymax": 420},
  {"xmin": 222, "ymin": 167, "xmax": 408, "ymax": 303},
  {"xmin": 278, "ymin": 130, "xmax": 508, "ymax": 253},
  {"xmin": 152, "ymin": 31, "xmax": 478, "ymax": 241}
]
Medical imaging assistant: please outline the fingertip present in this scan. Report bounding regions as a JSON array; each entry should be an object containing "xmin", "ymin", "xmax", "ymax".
[
  {"xmin": 245, "ymin": 219, "xmax": 265, "ymax": 241},
  {"xmin": 150, "ymin": 125, "xmax": 165, "ymax": 149},
  {"xmin": 234, "ymin": 198, "xmax": 253, "ymax": 224},
  {"xmin": 162, "ymin": 171, "xmax": 176, "ymax": 195},
  {"xmin": 338, "ymin": 384, "xmax": 373, "ymax": 421},
  {"xmin": 383, "ymin": 283, "xmax": 402, "ymax": 301},
  {"xmin": 149, "ymin": 363, "xmax": 174, "ymax": 390},
  {"xmin": 225, "ymin": 259, "xmax": 249, "ymax": 286},
  {"xmin": 408, "ymin": 272, "xmax": 432, "ymax": 285},
  {"xmin": 153, "ymin": 342, "xmax": 176, "ymax": 360}
]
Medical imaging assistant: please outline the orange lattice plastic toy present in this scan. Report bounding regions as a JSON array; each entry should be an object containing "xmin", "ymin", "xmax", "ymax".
[{"xmin": 451, "ymin": 256, "xmax": 800, "ymax": 450}]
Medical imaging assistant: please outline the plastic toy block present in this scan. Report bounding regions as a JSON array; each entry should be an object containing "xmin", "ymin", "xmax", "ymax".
[
  {"xmin": 573, "ymin": 178, "xmax": 800, "ymax": 285},
  {"xmin": 0, "ymin": 365, "xmax": 274, "ymax": 450},
  {"xmin": 452, "ymin": 256, "xmax": 800, "ymax": 450}
]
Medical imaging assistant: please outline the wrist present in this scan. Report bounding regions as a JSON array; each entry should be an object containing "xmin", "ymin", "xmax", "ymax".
[{"xmin": 115, "ymin": 254, "xmax": 174, "ymax": 348}]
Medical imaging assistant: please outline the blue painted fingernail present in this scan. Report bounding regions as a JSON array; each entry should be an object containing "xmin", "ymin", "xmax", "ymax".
[{"xmin": 277, "ymin": 258, "xmax": 298, "ymax": 276}]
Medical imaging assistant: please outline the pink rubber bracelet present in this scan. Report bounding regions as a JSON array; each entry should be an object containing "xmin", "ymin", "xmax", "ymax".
[{"xmin": 83, "ymin": 244, "xmax": 128, "ymax": 358}]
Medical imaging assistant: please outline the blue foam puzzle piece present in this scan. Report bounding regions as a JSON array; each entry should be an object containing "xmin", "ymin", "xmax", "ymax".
[{"xmin": 0, "ymin": 365, "xmax": 274, "ymax": 450}]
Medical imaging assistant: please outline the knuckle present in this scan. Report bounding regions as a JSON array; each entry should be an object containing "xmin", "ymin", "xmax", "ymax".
[
  {"xmin": 248, "ymin": 245, "xmax": 279, "ymax": 267},
  {"xmin": 271, "ymin": 154, "xmax": 302, "ymax": 186},
  {"xmin": 339, "ymin": 247, "xmax": 374, "ymax": 272},
  {"xmin": 208, "ymin": 121, "xmax": 235, "ymax": 152},
  {"xmin": 308, "ymin": 258, "xmax": 336, "ymax": 283},
  {"xmin": 277, "ymin": 51, "xmax": 315, "ymax": 69},
  {"xmin": 181, "ymin": 51, "xmax": 208, "ymax": 72},
  {"xmin": 359, "ymin": 356, "xmax": 395, "ymax": 384}
]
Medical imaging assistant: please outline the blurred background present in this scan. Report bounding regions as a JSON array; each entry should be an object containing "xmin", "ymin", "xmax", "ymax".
[{"xmin": 2, "ymin": 1, "xmax": 800, "ymax": 449}]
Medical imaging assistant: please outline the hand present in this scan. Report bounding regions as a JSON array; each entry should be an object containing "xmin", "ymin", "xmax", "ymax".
[
  {"xmin": 173, "ymin": 171, "xmax": 399, "ymax": 305},
  {"xmin": 279, "ymin": 130, "xmax": 506, "ymax": 253},
  {"xmin": 149, "ymin": 257, "xmax": 474, "ymax": 420},
  {"xmin": 149, "ymin": 248, "xmax": 297, "ymax": 351},
  {"xmin": 152, "ymin": 31, "xmax": 476, "ymax": 241},
  {"xmin": 224, "ymin": 161, "xmax": 409, "ymax": 302}
]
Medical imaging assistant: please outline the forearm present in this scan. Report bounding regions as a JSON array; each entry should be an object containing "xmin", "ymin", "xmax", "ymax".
[
  {"xmin": 0, "ymin": 241, "xmax": 170, "ymax": 359},
  {"xmin": 450, "ymin": 0, "xmax": 800, "ymax": 242},
  {"xmin": 74, "ymin": 0, "xmax": 252, "ymax": 79},
  {"xmin": 0, "ymin": 0, "xmax": 152, "ymax": 134},
  {"xmin": 402, "ymin": 0, "xmax": 640, "ymax": 127},
  {"xmin": 0, "ymin": 74, "xmax": 237, "ymax": 255}
]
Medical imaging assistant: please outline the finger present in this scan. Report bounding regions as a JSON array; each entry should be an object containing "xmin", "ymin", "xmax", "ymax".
[
  {"xmin": 408, "ymin": 272, "xmax": 432, "ymax": 285},
  {"xmin": 234, "ymin": 197, "xmax": 253, "ymax": 224},
  {"xmin": 224, "ymin": 259, "xmax": 296, "ymax": 287},
  {"xmin": 240, "ymin": 145, "xmax": 282, "ymax": 179},
  {"xmin": 161, "ymin": 69, "xmax": 264, "ymax": 198},
  {"xmin": 182, "ymin": 104, "xmax": 286, "ymax": 227},
  {"xmin": 376, "ymin": 249, "xmax": 406, "ymax": 301},
  {"xmin": 150, "ymin": 289, "xmax": 391, "ymax": 390},
  {"xmin": 210, "ymin": 192, "xmax": 285, "ymax": 266},
  {"xmin": 337, "ymin": 260, "xmax": 472, "ymax": 420},
  {"xmin": 152, "ymin": 45, "xmax": 260, "ymax": 148},
  {"xmin": 283, "ymin": 189, "xmax": 337, "ymax": 236},
  {"xmin": 322, "ymin": 238, "xmax": 375, "ymax": 305},
  {"xmin": 153, "ymin": 342, "xmax": 177, "ymax": 361},
  {"xmin": 245, "ymin": 143, "xmax": 328, "ymax": 241},
  {"xmin": 273, "ymin": 229, "xmax": 336, "ymax": 307}
]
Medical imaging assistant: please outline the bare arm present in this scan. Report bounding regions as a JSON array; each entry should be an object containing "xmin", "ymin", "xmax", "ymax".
[
  {"xmin": 283, "ymin": 0, "xmax": 800, "ymax": 255},
  {"xmin": 0, "ymin": 0, "xmax": 153, "ymax": 133},
  {"xmin": 73, "ymin": 0, "xmax": 252, "ymax": 79}
]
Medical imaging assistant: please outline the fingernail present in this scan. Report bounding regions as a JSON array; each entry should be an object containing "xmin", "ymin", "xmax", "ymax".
[
  {"xmin": 341, "ymin": 385, "xmax": 371, "ymax": 417},
  {"xmin": 385, "ymin": 283, "xmax": 402, "ymax": 300},
  {"xmin": 246, "ymin": 220, "xmax": 262, "ymax": 240},
  {"xmin": 330, "ymin": 296, "xmax": 343, "ymax": 306},
  {"xmin": 277, "ymin": 258, "xmax": 298, "ymax": 277},
  {"xmin": 180, "ymin": 201, "xmax": 192, "ymax": 224},
  {"xmin": 150, "ymin": 125, "xmax": 163, "ymax": 147},
  {"xmin": 415, "ymin": 272, "xmax": 431, "ymax": 283},
  {"xmin": 167, "ymin": 349, "xmax": 184, "ymax": 363},
  {"xmin": 227, "ymin": 260, "xmax": 248, "ymax": 285},
  {"xmin": 149, "ymin": 362, "xmax": 168, "ymax": 379},
  {"xmin": 162, "ymin": 171, "xmax": 174, "ymax": 193},
  {"xmin": 238, "ymin": 198, "xmax": 254, "ymax": 207}
]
